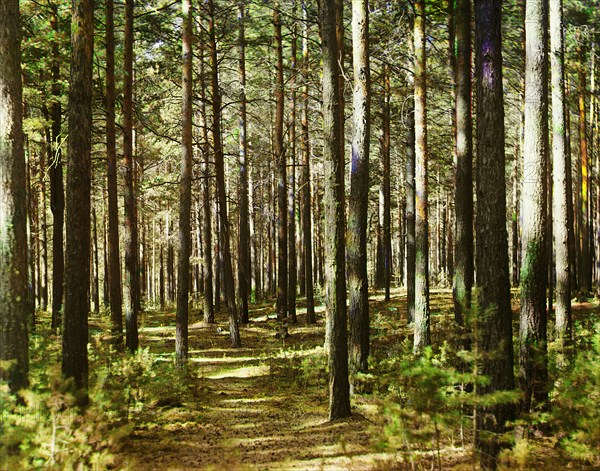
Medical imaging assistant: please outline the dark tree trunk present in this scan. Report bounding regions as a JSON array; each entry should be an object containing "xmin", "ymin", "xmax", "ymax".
[
  {"xmin": 0, "ymin": 0, "xmax": 30, "ymax": 393},
  {"xmin": 453, "ymin": 0, "xmax": 474, "ymax": 326},
  {"xmin": 320, "ymin": 0, "xmax": 351, "ymax": 420},
  {"xmin": 274, "ymin": 3, "xmax": 288, "ymax": 322},
  {"xmin": 238, "ymin": 1, "xmax": 250, "ymax": 324},
  {"xmin": 208, "ymin": 0, "xmax": 241, "ymax": 347},
  {"xmin": 413, "ymin": 0, "xmax": 430, "ymax": 352},
  {"xmin": 406, "ymin": 104, "xmax": 416, "ymax": 325},
  {"xmin": 348, "ymin": 0, "xmax": 370, "ymax": 377},
  {"xmin": 50, "ymin": 5, "xmax": 65, "ymax": 331},
  {"xmin": 519, "ymin": 0, "xmax": 549, "ymax": 413},
  {"xmin": 176, "ymin": 0, "xmax": 193, "ymax": 363},
  {"xmin": 106, "ymin": 0, "xmax": 123, "ymax": 345},
  {"xmin": 123, "ymin": 0, "xmax": 139, "ymax": 352},
  {"xmin": 301, "ymin": 2, "xmax": 315, "ymax": 324},
  {"xmin": 62, "ymin": 0, "xmax": 93, "ymax": 390},
  {"xmin": 92, "ymin": 208, "xmax": 100, "ymax": 314},
  {"xmin": 474, "ymin": 0, "xmax": 516, "ymax": 466}
]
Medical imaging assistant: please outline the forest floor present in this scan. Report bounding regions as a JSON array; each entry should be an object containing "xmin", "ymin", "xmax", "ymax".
[{"xmin": 110, "ymin": 289, "xmax": 597, "ymax": 471}]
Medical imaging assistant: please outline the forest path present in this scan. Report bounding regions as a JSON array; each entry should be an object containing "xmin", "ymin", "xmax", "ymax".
[{"xmin": 121, "ymin": 301, "xmax": 396, "ymax": 471}]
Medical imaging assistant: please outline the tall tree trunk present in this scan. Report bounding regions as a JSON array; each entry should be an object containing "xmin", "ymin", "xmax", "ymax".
[
  {"xmin": 0, "ymin": 0, "xmax": 30, "ymax": 393},
  {"xmin": 406, "ymin": 103, "xmax": 416, "ymax": 325},
  {"xmin": 550, "ymin": 0, "xmax": 571, "ymax": 342},
  {"xmin": 301, "ymin": 2, "xmax": 315, "ymax": 324},
  {"xmin": 208, "ymin": 0, "xmax": 241, "ymax": 347},
  {"xmin": 413, "ymin": 0, "xmax": 430, "ymax": 352},
  {"xmin": 453, "ymin": 0, "xmax": 473, "ymax": 326},
  {"xmin": 63, "ymin": 0, "xmax": 93, "ymax": 390},
  {"xmin": 238, "ymin": 1, "xmax": 250, "ymax": 324},
  {"xmin": 123, "ymin": 0, "xmax": 139, "ymax": 352},
  {"xmin": 92, "ymin": 208, "xmax": 100, "ymax": 314},
  {"xmin": 348, "ymin": 0, "xmax": 370, "ymax": 377},
  {"xmin": 106, "ymin": 0, "xmax": 123, "ymax": 348},
  {"xmin": 176, "ymin": 0, "xmax": 193, "ymax": 363},
  {"xmin": 379, "ymin": 66, "xmax": 392, "ymax": 301},
  {"xmin": 519, "ymin": 0, "xmax": 549, "ymax": 413},
  {"xmin": 474, "ymin": 0, "xmax": 515, "ymax": 466},
  {"xmin": 512, "ymin": 136, "xmax": 521, "ymax": 287},
  {"xmin": 50, "ymin": 4, "xmax": 65, "ymax": 331},
  {"xmin": 40, "ymin": 144, "xmax": 49, "ymax": 311},
  {"xmin": 577, "ymin": 36, "xmax": 591, "ymax": 295},
  {"xmin": 288, "ymin": 3, "xmax": 298, "ymax": 323},
  {"xmin": 274, "ymin": 3, "xmax": 288, "ymax": 322},
  {"xmin": 320, "ymin": 0, "xmax": 351, "ymax": 420}
]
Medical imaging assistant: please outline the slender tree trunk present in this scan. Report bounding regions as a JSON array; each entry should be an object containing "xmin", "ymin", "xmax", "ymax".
[
  {"xmin": 274, "ymin": 3, "xmax": 288, "ymax": 322},
  {"xmin": 288, "ymin": 9, "xmax": 298, "ymax": 323},
  {"xmin": 550, "ymin": 0, "xmax": 571, "ymax": 342},
  {"xmin": 208, "ymin": 0, "xmax": 241, "ymax": 347},
  {"xmin": 413, "ymin": 0, "xmax": 430, "ymax": 352},
  {"xmin": 453, "ymin": 0, "xmax": 473, "ymax": 326},
  {"xmin": 380, "ymin": 66, "xmax": 392, "ymax": 301},
  {"xmin": 238, "ymin": 1, "xmax": 250, "ymax": 324},
  {"xmin": 0, "ymin": 0, "xmax": 30, "ymax": 393},
  {"xmin": 50, "ymin": 5, "xmax": 64, "ymax": 331},
  {"xmin": 92, "ymin": 208, "xmax": 100, "ymax": 314},
  {"xmin": 123, "ymin": 0, "xmax": 139, "ymax": 352},
  {"xmin": 176, "ymin": 0, "xmax": 193, "ymax": 363},
  {"xmin": 320, "ymin": 0, "xmax": 351, "ymax": 420},
  {"xmin": 406, "ymin": 103, "xmax": 416, "ymax": 325},
  {"xmin": 63, "ymin": 0, "xmax": 93, "ymax": 390},
  {"xmin": 512, "ymin": 136, "xmax": 521, "ymax": 287},
  {"xmin": 106, "ymin": 0, "xmax": 123, "ymax": 348},
  {"xmin": 348, "ymin": 0, "xmax": 370, "ymax": 377},
  {"xmin": 301, "ymin": 2, "xmax": 315, "ymax": 324},
  {"xmin": 40, "ymin": 144, "xmax": 49, "ymax": 311},
  {"xmin": 474, "ymin": 1, "xmax": 515, "ymax": 466}
]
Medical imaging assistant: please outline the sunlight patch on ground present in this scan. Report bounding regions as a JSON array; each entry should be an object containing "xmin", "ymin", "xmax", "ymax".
[
  {"xmin": 220, "ymin": 396, "xmax": 286, "ymax": 405},
  {"xmin": 190, "ymin": 355, "xmax": 262, "ymax": 364},
  {"xmin": 139, "ymin": 325, "xmax": 174, "ymax": 334},
  {"xmin": 205, "ymin": 364, "xmax": 269, "ymax": 379}
]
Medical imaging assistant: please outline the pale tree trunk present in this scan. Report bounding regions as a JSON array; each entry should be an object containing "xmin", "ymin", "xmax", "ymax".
[
  {"xmin": 63, "ymin": 0, "xmax": 94, "ymax": 390},
  {"xmin": 348, "ymin": 0, "xmax": 370, "ymax": 378},
  {"xmin": 0, "ymin": 0, "xmax": 30, "ymax": 393},
  {"xmin": 413, "ymin": 0, "xmax": 430, "ymax": 352},
  {"xmin": 519, "ymin": 0, "xmax": 549, "ymax": 413},
  {"xmin": 320, "ymin": 0, "xmax": 351, "ymax": 420},
  {"xmin": 288, "ymin": 2, "xmax": 298, "ymax": 323},
  {"xmin": 550, "ymin": 0, "xmax": 571, "ymax": 342},
  {"xmin": 176, "ymin": 0, "xmax": 193, "ymax": 363},
  {"xmin": 474, "ymin": 0, "xmax": 515, "ymax": 467},
  {"xmin": 406, "ymin": 103, "xmax": 415, "ymax": 325}
]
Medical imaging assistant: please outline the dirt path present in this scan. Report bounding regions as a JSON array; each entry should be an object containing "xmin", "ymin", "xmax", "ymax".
[{"xmin": 120, "ymin": 308, "xmax": 393, "ymax": 471}]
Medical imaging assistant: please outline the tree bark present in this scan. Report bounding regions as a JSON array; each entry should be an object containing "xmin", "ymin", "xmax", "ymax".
[
  {"xmin": 550, "ymin": 0, "xmax": 571, "ymax": 342},
  {"xmin": 406, "ymin": 103, "xmax": 416, "ymax": 325},
  {"xmin": 301, "ymin": 3, "xmax": 315, "ymax": 324},
  {"xmin": 348, "ymin": 0, "xmax": 370, "ymax": 377},
  {"xmin": 320, "ymin": 0, "xmax": 351, "ymax": 420},
  {"xmin": 62, "ymin": 0, "xmax": 94, "ymax": 390},
  {"xmin": 413, "ymin": 0, "xmax": 430, "ymax": 352},
  {"xmin": 123, "ymin": 0, "xmax": 139, "ymax": 352},
  {"xmin": 453, "ymin": 0, "xmax": 474, "ymax": 326},
  {"xmin": 0, "ymin": 0, "xmax": 30, "ymax": 393},
  {"xmin": 50, "ymin": 4, "xmax": 65, "ymax": 331},
  {"xmin": 274, "ymin": 3, "xmax": 288, "ymax": 322},
  {"xmin": 208, "ymin": 0, "xmax": 241, "ymax": 347},
  {"xmin": 238, "ymin": 1, "xmax": 250, "ymax": 324},
  {"xmin": 474, "ymin": 0, "xmax": 516, "ymax": 466},
  {"xmin": 176, "ymin": 0, "xmax": 193, "ymax": 363},
  {"xmin": 519, "ymin": 0, "xmax": 549, "ymax": 413},
  {"xmin": 105, "ymin": 0, "xmax": 123, "ymax": 349}
]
